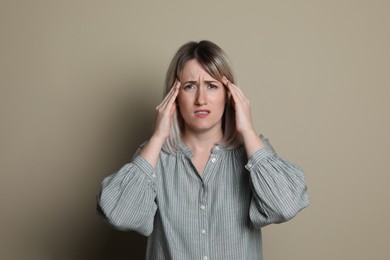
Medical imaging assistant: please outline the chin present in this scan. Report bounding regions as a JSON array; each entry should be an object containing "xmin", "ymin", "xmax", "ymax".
[{"xmin": 186, "ymin": 121, "xmax": 222, "ymax": 133}]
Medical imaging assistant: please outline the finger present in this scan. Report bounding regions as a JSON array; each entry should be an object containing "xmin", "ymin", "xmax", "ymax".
[
  {"xmin": 158, "ymin": 80, "xmax": 179, "ymax": 109},
  {"xmin": 222, "ymin": 76, "xmax": 240, "ymax": 94},
  {"xmin": 222, "ymin": 76, "xmax": 242, "ymax": 104},
  {"xmin": 169, "ymin": 100, "xmax": 177, "ymax": 116},
  {"xmin": 160, "ymin": 80, "xmax": 180, "ymax": 111},
  {"xmin": 223, "ymin": 76, "xmax": 248, "ymax": 102},
  {"xmin": 164, "ymin": 81, "xmax": 180, "ymax": 110},
  {"xmin": 223, "ymin": 76, "xmax": 243, "ymax": 94},
  {"xmin": 222, "ymin": 76, "xmax": 230, "ymax": 87},
  {"xmin": 165, "ymin": 80, "xmax": 179, "ymax": 100},
  {"xmin": 222, "ymin": 76, "xmax": 234, "ymax": 95}
]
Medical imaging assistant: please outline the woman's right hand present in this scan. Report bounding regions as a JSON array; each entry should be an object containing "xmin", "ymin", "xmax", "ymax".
[
  {"xmin": 152, "ymin": 80, "xmax": 181, "ymax": 141},
  {"xmin": 140, "ymin": 81, "xmax": 180, "ymax": 167}
]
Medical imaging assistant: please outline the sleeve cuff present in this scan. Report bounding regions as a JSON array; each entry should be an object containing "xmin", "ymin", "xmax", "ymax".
[
  {"xmin": 133, "ymin": 155, "xmax": 157, "ymax": 181},
  {"xmin": 245, "ymin": 146, "xmax": 276, "ymax": 171}
]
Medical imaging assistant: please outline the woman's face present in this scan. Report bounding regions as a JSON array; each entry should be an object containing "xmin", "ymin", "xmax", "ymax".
[{"xmin": 177, "ymin": 59, "xmax": 227, "ymax": 134}]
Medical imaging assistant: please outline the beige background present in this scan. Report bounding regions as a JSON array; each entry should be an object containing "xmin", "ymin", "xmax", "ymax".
[{"xmin": 1, "ymin": 0, "xmax": 389, "ymax": 259}]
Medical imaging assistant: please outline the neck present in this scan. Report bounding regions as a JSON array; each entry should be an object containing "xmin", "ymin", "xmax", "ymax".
[{"xmin": 182, "ymin": 128, "xmax": 223, "ymax": 155}]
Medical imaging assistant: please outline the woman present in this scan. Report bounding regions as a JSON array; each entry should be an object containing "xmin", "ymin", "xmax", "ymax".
[{"xmin": 97, "ymin": 40, "xmax": 309, "ymax": 259}]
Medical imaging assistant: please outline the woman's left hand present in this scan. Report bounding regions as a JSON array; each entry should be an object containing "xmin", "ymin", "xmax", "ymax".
[
  {"xmin": 222, "ymin": 76, "xmax": 265, "ymax": 156},
  {"xmin": 222, "ymin": 76, "xmax": 255, "ymax": 136}
]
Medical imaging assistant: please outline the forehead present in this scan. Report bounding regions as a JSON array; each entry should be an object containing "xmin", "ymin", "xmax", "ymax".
[{"xmin": 180, "ymin": 59, "xmax": 216, "ymax": 80}]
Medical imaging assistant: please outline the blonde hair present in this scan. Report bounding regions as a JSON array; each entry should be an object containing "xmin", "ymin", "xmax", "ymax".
[{"xmin": 162, "ymin": 40, "xmax": 241, "ymax": 154}]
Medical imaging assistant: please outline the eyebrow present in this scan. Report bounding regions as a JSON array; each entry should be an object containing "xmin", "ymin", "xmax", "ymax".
[{"xmin": 183, "ymin": 80, "xmax": 220, "ymax": 84}]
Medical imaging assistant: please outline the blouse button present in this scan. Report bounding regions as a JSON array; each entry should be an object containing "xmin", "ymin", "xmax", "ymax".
[
  {"xmin": 211, "ymin": 157, "xmax": 216, "ymax": 163},
  {"xmin": 200, "ymin": 204, "xmax": 206, "ymax": 210},
  {"xmin": 201, "ymin": 229, "xmax": 206, "ymax": 234}
]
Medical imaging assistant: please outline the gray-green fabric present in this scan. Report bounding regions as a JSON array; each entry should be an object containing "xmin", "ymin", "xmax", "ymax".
[{"xmin": 97, "ymin": 134, "xmax": 309, "ymax": 260}]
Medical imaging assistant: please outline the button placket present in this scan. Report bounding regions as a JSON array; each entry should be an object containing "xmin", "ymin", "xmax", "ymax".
[{"xmin": 199, "ymin": 182, "xmax": 209, "ymax": 260}]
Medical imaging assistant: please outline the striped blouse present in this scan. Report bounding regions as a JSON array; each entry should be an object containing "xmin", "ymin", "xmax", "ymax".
[{"xmin": 97, "ymin": 134, "xmax": 309, "ymax": 260}]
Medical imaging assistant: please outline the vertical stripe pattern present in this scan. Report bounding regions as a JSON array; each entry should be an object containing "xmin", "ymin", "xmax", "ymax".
[{"xmin": 97, "ymin": 134, "xmax": 309, "ymax": 260}]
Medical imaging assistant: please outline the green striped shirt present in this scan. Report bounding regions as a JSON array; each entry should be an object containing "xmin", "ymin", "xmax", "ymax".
[{"xmin": 97, "ymin": 134, "xmax": 309, "ymax": 259}]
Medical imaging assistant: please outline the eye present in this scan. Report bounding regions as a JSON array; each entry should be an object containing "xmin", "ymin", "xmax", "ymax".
[
  {"xmin": 208, "ymin": 84, "xmax": 218, "ymax": 89},
  {"xmin": 184, "ymin": 84, "xmax": 197, "ymax": 91}
]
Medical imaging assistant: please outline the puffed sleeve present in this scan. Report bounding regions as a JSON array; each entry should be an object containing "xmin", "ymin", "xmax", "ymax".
[
  {"xmin": 247, "ymin": 134, "xmax": 309, "ymax": 229},
  {"xmin": 96, "ymin": 145, "xmax": 158, "ymax": 236}
]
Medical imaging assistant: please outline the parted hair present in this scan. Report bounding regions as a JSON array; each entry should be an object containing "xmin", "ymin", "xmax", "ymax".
[{"xmin": 162, "ymin": 40, "xmax": 241, "ymax": 154}]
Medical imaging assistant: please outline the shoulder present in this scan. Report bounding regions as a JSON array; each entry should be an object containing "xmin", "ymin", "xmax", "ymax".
[{"xmin": 219, "ymin": 143, "xmax": 248, "ymax": 163}]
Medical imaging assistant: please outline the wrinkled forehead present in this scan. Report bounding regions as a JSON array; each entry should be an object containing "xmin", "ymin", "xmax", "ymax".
[{"xmin": 180, "ymin": 59, "xmax": 217, "ymax": 82}]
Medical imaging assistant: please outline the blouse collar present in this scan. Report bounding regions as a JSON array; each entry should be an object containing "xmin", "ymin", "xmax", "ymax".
[{"xmin": 177, "ymin": 141, "xmax": 227, "ymax": 159}]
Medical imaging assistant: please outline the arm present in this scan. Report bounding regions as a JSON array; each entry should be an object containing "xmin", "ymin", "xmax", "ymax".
[
  {"xmin": 96, "ymin": 80, "xmax": 180, "ymax": 235},
  {"xmin": 96, "ymin": 146, "xmax": 157, "ymax": 236},
  {"xmin": 246, "ymin": 135, "xmax": 309, "ymax": 228},
  {"xmin": 222, "ymin": 77, "xmax": 309, "ymax": 228},
  {"xmin": 222, "ymin": 76, "xmax": 265, "ymax": 157},
  {"xmin": 139, "ymin": 80, "xmax": 180, "ymax": 167}
]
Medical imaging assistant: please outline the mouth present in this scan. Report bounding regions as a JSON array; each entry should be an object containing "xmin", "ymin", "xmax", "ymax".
[{"xmin": 194, "ymin": 110, "xmax": 210, "ymax": 118}]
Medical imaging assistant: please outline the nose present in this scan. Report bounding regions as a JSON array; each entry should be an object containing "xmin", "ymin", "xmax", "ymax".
[{"xmin": 195, "ymin": 86, "xmax": 207, "ymax": 105}]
